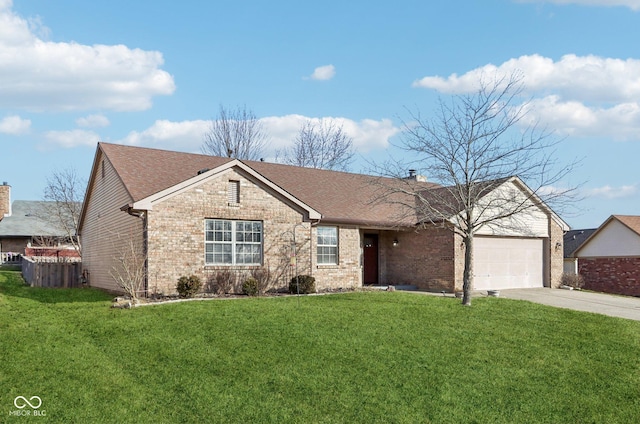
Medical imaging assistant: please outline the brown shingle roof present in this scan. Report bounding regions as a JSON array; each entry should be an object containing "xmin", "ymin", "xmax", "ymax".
[
  {"xmin": 100, "ymin": 142, "xmax": 232, "ymax": 201},
  {"xmin": 612, "ymin": 215, "xmax": 640, "ymax": 236},
  {"xmin": 98, "ymin": 142, "xmax": 440, "ymax": 227}
]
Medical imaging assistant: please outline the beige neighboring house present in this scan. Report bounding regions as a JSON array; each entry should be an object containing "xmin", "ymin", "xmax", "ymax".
[
  {"xmin": 78, "ymin": 142, "xmax": 568, "ymax": 296},
  {"xmin": 574, "ymin": 215, "xmax": 640, "ymax": 296}
]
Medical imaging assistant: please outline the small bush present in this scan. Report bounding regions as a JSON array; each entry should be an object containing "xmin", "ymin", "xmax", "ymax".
[
  {"xmin": 207, "ymin": 270, "xmax": 235, "ymax": 295},
  {"xmin": 251, "ymin": 266, "xmax": 272, "ymax": 293},
  {"xmin": 176, "ymin": 275, "xmax": 202, "ymax": 298},
  {"xmin": 561, "ymin": 273, "xmax": 585, "ymax": 289},
  {"xmin": 242, "ymin": 277, "xmax": 259, "ymax": 296},
  {"xmin": 289, "ymin": 275, "xmax": 316, "ymax": 294}
]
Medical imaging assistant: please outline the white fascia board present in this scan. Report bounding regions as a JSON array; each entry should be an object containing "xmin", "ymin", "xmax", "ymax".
[{"xmin": 130, "ymin": 160, "xmax": 321, "ymax": 220}]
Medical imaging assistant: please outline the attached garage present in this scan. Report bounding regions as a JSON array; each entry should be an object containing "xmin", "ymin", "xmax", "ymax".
[{"xmin": 473, "ymin": 237, "xmax": 544, "ymax": 290}]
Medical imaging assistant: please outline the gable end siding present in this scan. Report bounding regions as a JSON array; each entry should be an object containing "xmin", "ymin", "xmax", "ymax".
[{"xmin": 81, "ymin": 154, "xmax": 141, "ymax": 293}]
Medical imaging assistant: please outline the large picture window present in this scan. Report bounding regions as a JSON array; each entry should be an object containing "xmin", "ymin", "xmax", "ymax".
[
  {"xmin": 317, "ymin": 226, "xmax": 338, "ymax": 265},
  {"xmin": 205, "ymin": 219, "xmax": 262, "ymax": 265}
]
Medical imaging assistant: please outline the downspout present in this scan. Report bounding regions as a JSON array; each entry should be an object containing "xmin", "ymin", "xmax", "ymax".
[{"xmin": 122, "ymin": 205, "xmax": 149, "ymax": 298}]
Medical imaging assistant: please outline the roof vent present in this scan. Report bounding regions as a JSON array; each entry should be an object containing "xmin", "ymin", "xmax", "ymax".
[
  {"xmin": 197, "ymin": 168, "xmax": 210, "ymax": 175},
  {"xmin": 408, "ymin": 169, "xmax": 416, "ymax": 178}
]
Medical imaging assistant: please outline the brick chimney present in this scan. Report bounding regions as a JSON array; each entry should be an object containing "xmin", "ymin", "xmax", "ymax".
[{"xmin": 0, "ymin": 182, "xmax": 11, "ymax": 219}]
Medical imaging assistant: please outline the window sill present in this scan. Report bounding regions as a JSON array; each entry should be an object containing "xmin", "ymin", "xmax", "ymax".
[{"xmin": 316, "ymin": 264, "xmax": 339, "ymax": 269}]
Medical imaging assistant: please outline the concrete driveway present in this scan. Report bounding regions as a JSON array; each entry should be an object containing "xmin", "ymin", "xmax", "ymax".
[{"xmin": 499, "ymin": 288, "xmax": 640, "ymax": 321}]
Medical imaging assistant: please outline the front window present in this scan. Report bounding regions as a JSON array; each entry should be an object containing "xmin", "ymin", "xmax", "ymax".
[
  {"xmin": 317, "ymin": 226, "xmax": 338, "ymax": 265},
  {"xmin": 205, "ymin": 219, "xmax": 262, "ymax": 265}
]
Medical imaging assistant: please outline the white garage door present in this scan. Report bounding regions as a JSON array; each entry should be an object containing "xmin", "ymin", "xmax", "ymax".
[{"xmin": 473, "ymin": 237, "xmax": 544, "ymax": 290}]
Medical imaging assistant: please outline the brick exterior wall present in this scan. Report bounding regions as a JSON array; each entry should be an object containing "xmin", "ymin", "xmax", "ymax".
[
  {"xmin": 379, "ymin": 226, "xmax": 455, "ymax": 291},
  {"xmin": 578, "ymin": 257, "xmax": 640, "ymax": 296},
  {"xmin": 146, "ymin": 170, "xmax": 314, "ymax": 295},
  {"xmin": 549, "ymin": 217, "xmax": 564, "ymax": 288},
  {"xmin": 24, "ymin": 246, "xmax": 81, "ymax": 258},
  {"xmin": 312, "ymin": 226, "xmax": 362, "ymax": 290},
  {"xmin": 0, "ymin": 183, "xmax": 10, "ymax": 218}
]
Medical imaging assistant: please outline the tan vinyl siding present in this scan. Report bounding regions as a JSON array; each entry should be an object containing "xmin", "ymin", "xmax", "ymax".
[{"xmin": 80, "ymin": 152, "xmax": 141, "ymax": 293}]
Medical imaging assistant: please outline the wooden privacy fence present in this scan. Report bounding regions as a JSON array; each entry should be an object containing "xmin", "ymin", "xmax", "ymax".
[{"xmin": 22, "ymin": 257, "xmax": 83, "ymax": 288}]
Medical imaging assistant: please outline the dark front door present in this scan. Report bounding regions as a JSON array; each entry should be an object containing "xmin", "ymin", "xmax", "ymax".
[{"xmin": 363, "ymin": 234, "xmax": 379, "ymax": 285}]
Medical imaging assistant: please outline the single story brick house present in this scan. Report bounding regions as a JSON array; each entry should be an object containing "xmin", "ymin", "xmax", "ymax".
[
  {"xmin": 78, "ymin": 142, "xmax": 568, "ymax": 296},
  {"xmin": 574, "ymin": 215, "xmax": 640, "ymax": 296}
]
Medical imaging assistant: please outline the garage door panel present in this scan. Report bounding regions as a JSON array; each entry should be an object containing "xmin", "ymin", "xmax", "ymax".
[{"xmin": 473, "ymin": 237, "xmax": 543, "ymax": 290}]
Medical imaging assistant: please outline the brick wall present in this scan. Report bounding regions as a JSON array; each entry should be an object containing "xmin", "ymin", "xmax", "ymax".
[
  {"xmin": 380, "ymin": 226, "xmax": 455, "ymax": 291},
  {"xmin": 146, "ymin": 170, "xmax": 315, "ymax": 295},
  {"xmin": 312, "ymin": 226, "xmax": 361, "ymax": 290},
  {"xmin": 549, "ymin": 217, "xmax": 564, "ymax": 288},
  {"xmin": 578, "ymin": 257, "xmax": 640, "ymax": 296}
]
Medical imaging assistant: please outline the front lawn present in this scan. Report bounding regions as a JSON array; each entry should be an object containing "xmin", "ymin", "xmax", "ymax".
[{"xmin": 1, "ymin": 270, "xmax": 639, "ymax": 423}]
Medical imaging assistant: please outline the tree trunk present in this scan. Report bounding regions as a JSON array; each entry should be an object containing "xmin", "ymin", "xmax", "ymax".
[{"xmin": 462, "ymin": 234, "xmax": 473, "ymax": 306}]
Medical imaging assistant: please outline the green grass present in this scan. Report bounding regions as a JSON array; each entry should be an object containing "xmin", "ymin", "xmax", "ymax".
[{"xmin": 1, "ymin": 270, "xmax": 639, "ymax": 423}]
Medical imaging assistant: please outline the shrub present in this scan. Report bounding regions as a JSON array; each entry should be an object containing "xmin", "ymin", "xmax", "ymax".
[
  {"xmin": 561, "ymin": 273, "xmax": 585, "ymax": 289},
  {"xmin": 251, "ymin": 266, "xmax": 272, "ymax": 293},
  {"xmin": 242, "ymin": 277, "xmax": 259, "ymax": 296},
  {"xmin": 289, "ymin": 275, "xmax": 316, "ymax": 294},
  {"xmin": 207, "ymin": 270, "xmax": 235, "ymax": 295},
  {"xmin": 176, "ymin": 275, "xmax": 202, "ymax": 298}
]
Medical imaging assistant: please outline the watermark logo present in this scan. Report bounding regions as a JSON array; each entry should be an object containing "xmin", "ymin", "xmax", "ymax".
[
  {"xmin": 9, "ymin": 396, "xmax": 46, "ymax": 417},
  {"xmin": 14, "ymin": 396, "xmax": 42, "ymax": 409}
]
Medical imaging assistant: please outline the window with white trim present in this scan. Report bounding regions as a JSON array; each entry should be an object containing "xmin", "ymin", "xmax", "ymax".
[
  {"xmin": 317, "ymin": 226, "xmax": 338, "ymax": 265},
  {"xmin": 205, "ymin": 219, "xmax": 262, "ymax": 265}
]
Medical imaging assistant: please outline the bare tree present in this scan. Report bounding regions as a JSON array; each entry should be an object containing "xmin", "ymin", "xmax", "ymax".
[
  {"xmin": 375, "ymin": 72, "xmax": 578, "ymax": 306},
  {"xmin": 201, "ymin": 104, "xmax": 268, "ymax": 160},
  {"xmin": 109, "ymin": 228, "xmax": 146, "ymax": 305},
  {"xmin": 279, "ymin": 120, "xmax": 355, "ymax": 170},
  {"xmin": 42, "ymin": 167, "xmax": 85, "ymax": 256}
]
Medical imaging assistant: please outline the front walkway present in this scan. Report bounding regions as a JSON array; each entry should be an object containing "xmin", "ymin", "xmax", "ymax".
[{"xmin": 498, "ymin": 288, "xmax": 640, "ymax": 321}]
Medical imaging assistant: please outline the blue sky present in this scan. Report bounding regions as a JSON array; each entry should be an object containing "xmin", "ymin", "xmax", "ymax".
[{"xmin": 1, "ymin": 0, "xmax": 640, "ymax": 229}]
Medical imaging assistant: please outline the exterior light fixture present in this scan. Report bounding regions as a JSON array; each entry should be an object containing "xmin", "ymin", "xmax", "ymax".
[{"xmin": 393, "ymin": 239, "xmax": 399, "ymax": 247}]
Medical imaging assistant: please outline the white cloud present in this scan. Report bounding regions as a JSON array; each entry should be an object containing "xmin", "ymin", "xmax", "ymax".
[
  {"xmin": 516, "ymin": 0, "xmax": 640, "ymax": 11},
  {"xmin": 0, "ymin": 1, "xmax": 175, "ymax": 112},
  {"xmin": 76, "ymin": 114, "xmax": 110, "ymax": 128},
  {"xmin": 308, "ymin": 65, "xmax": 336, "ymax": 81},
  {"xmin": 523, "ymin": 96, "xmax": 640, "ymax": 140},
  {"xmin": 414, "ymin": 54, "xmax": 640, "ymax": 103},
  {"xmin": 117, "ymin": 119, "xmax": 210, "ymax": 152},
  {"xmin": 113, "ymin": 115, "xmax": 399, "ymax": 156},
  {"xmin": 43, "ymin": 129, "xmax": 101, "ymax": 149},
  {"xmin": 414, "ymin": 54, "xmax": 640, "ymax": 140},
  {"xmin": 0, "ymin": 114, "xmax": 30, "ymax": 134},
  {"xmin": 586, "ymin": 184, "xmax": 638, "ymax": 199},
  {"xmin": 261, "ymin": 115, "xmax": 398, "ymax": 152}
]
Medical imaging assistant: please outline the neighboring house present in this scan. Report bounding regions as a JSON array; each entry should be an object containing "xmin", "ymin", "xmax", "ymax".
[
  {"xmin": 78, "ymin": 142, "xmax": 568, "ymax": 296},
  {"xmin": 563, "ymin": 228, "xmax": 596, "ymax": 274},
  {"xmin": 574, "ymin": 215, "xmax": 640, "ymax": 296},
  {"xmin": 0, "ymin": 183, "xmax": 80, "ymax": 264}
]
